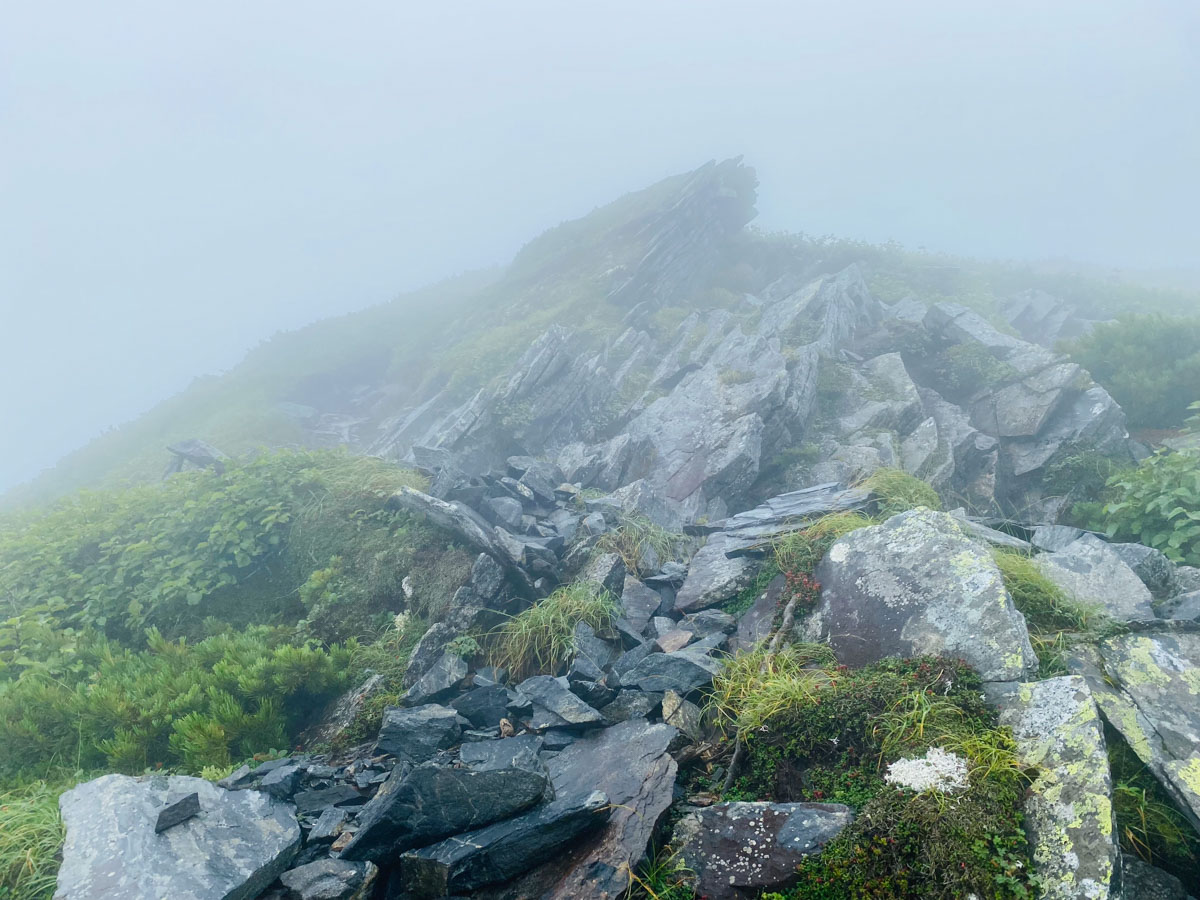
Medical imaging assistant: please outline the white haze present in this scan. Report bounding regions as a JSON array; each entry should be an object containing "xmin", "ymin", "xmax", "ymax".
[{"xmin": 2, "ymin": 0, "xmax": 1198, "ymax": 491}]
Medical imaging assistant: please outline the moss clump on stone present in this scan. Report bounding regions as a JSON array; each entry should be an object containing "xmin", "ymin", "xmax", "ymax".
[{"xmin": 717, "ymin": 655, "xmax": 1038, "ymax": 900}]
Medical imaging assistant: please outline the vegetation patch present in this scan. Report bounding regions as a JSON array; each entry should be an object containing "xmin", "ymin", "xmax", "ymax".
[
  {"xmin": 1100, "ymin": 443, "xmax": 1200, "ymax": 566},
  {"xmin": 1107, "ymin": 726, "xmax": 1200, "ymax": 893},
  {"xmin": 713, "ymin": 654, "xmax": 1037, "ymax": 900},
  {"xmin": 1063, "ymin": 314, "xmax": 1200, "ymax": 430},
  {"xmin": 857, "ymin": 468, "xmax": 942, "ymax": 519},
  {"xmin": 597, "ymin": 514, "xmax": 681, "ymax": 578},
  {"xmin": 483, "ymin": 582, "xmax": 618, "ymax": 682}
]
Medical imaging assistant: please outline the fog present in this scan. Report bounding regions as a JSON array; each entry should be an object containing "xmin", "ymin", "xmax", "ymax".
[{"xmin": 2, "ymin": 0, "xmax": 1198, "ymax": 493}]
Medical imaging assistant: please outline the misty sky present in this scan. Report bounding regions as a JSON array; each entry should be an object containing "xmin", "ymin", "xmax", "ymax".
[{"xmin": 3, "ymin": 1, "xmax": 1199, "ymax": 493}]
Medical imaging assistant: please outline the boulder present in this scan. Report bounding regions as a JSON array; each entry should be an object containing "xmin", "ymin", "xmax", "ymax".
[
  {"xmin": 1031, "ymin": 524, "xmax": 1087, "ymax": 553},
  {"xmin": 398, "ymin": 791, "xmax": 611, "ymax": 898},
  {"xmin": 515, "ymin": 675, "xmax": 605, "ymax": 728},
  {"xmin": 601, "ymin": 690, "xmax": 663, "ymax": 724},
  {"xmin": 1035, "ymin": 535, "xmax": 1156, "ymax": 622},
  {"xmin": 278, "ymin": 859, "xmax": 376, "ymax": 900},
  {"xmin": 806, "ymin": 508, "xmax": 1036, "ymax": 681},
  {"xmin": 459, "ymin": 735, "xmax": 546, "ymax": 774},
  {"xmin": 984, "ymin": 677, "xmax": 1118, "ymax": 899},
  {"xmin": 672, "ymin": 802, "xmax": 853, "ymax": 899},
  {"xmin": 1121, "ymin": 853, "xmax": 1190, "ymax": 900},
  {"xmin": 374, "ymin": 704, "xmax": 466, "ymax": 762},
  {"xmin": 730, "ymin": 573, "xmax": 784, "ymax": 652},
  {"xmin": 1111, "ymin": 543, "xmax": 1178, "ymax": 600},
  {"xmin": 401, "ymin": 652, "xmax": 468, "ymax": 706},
  {"xmin": 579, "ymin": 552, "xmax": 627, "ymax": 597},
  {"xmin": 1068, "ymin": 632, "xmax": 1200, "ymax": 832},
  {"xmin": 674, "ymin": 532, "xmax": 759, "ymax": 613},
  {"xmin": 56, "ymin": 774, "xmax": 300, "ymax": 900},
  {"xmin": 473, "ymin": 718, "xmax": 679, "ymax": 900},
  {"xmin": 338, "ymin": 763, "xmax": 548, "ymax": 862},
  {"xmin": 450, "ymin": 684, "xmax": 512, "ymax": 729},
  {"xmin": 623, "ymin": 647, "xmax": 723, "ymax": 695},
  {"xmin": 620, "ymin": 577, "xmax": 663, "ymax": 633}
]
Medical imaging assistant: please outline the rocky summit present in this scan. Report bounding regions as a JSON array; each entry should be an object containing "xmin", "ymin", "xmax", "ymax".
[{"xmin": 5, "ymin": 159, "xmax": 1200, "ymax": 900}]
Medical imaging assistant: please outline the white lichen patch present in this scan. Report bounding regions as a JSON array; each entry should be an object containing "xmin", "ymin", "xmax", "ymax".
[{"xmin": 884, "ymin": 747, "xmax": 968, "ymax": 794}]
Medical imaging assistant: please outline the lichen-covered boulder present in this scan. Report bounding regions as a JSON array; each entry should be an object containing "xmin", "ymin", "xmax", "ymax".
[
  {"xmin": 805, "ymin": 508, "xmax": 1036, "ymax": 681},
  {"xmin": 55, "ymin": 774, "xmax": 300, "ymax": 900},
  {"xmin": 1068, "ymin": 632, "xmax": 1200, "ymax": 833},
  {"xmin": 1035, "ymin": 535, "xmax": 1155, "ymax": 622},
  {"xmin": 672, "ymin": 802, "xmax": 852, "ymax": 899},
  {"xmin": 985, "ymin": 677, "xmax": 1118, "ymax": 899}
]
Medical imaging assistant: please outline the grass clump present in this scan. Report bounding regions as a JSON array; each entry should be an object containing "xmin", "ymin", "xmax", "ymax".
[
  {"xmin": 992, "ymin": 549, "xmax": 1109, "ymax": 677},
  {"xmin": 598, "ymin": 514, "xmax": 681, "ymax": 577},
  {"xmin": 0, "ymin": 779, "xmax": 68, "ymax": 900},
  {"xmin": 715, "ymin": 654, "xmax": 1038, "ymax": 900},
  {"xmin": 858, "ymin": 468, "xmax": 942, "ymax": 519},
  {"xmin": 1108, "ymin": 726, "xmax": 1200, "ymax": 892},
  {"xmin": 484, "ymin": 582, "xmax": 618, "ymax": 682}
]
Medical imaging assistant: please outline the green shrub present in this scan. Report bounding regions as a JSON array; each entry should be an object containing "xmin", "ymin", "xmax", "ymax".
[
  {"xmin": 484, "ymin": 582, "xmax": 618, "ymax": 681},
  {"xmin": 0, "ymin": 626, "xmax": 351, "ymax": 778},
  {"xmin": 1101, "ymin": 447, "xmax": 1200, "ymax": 566},
  {"xmin": 1063, "ymin": 314, "xmax": 1200, "ymax": 429},
  {"xmin": 716, "ymin": 655, "xmax": 1037, "ymax": 900},
  {"xmin": 0, "ymin": 779, "xmax": 66, "ymax": 900},
  {"xmin": 858, "ymin": 468, "xmax": 941, "ymax": 519}
]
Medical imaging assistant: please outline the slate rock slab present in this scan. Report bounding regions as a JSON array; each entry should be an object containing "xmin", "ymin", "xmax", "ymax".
[
  {"xmin": 56, "ymin": 774, "xmax": 300, "ymax": 900},
  {"xmin": 674, "ymin": 532, "xmax": 760, "ymax": 613},
  {"xmin": 278, "ymin": 858, "xmax": 376, "ymax": 900},
  {"xmin": 985, "ymin": 677, "xmax": 1118, "ymax": 899},
  {"xmin": 515, "ymin": 675, "xmax": 605, "ymax": 727},
  {"xmin": 673, "ymin": 802, "xmax": 852, "ymax": 899},
  {"xmin": 806, "ymin": 508, "xmax": 1036, "ymax": 681},
  {"xmin": 474, "ymin": 718, "xmax": 679, "ymax": 900},
  {"xmin": 398, "ymin": 792, "xmax": 610, "ymax": 898},
  {"xmin": 374, "ymin": 704, "xmax": 466, "ymax": 762},
  {"xmin": 1035, "ymin": 535, "xmax": 1156, "ymax": 622},
  {"xmin": 1111, "ymin": 542, "xmax": 1178, "ymax": 600},
  {"xmin": 154, "ymin": 791, "xmax": 201, "ymax": 832},
  {"xmin": 624, "ymin": 647, "xmax": 723, "ymax": 695},
  {"xmin": 339, "ymin": 764, "xmax": 548, "ymax": 862},
  {"xmin": 459, "ymin": 734, "xmax": 546, "ymax": 774}
]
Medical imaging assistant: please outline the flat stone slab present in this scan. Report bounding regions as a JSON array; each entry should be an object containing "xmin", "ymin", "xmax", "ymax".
[
  {"xmin": 985, "ymin": 677, "xmax": 1118, "ymax": 899},
  {"xmin": 56, "ymin": 774, "xmax": 300, "ymax": 900},
  {"xmin": 672, "ymin": 802, "xmax": 853, "ymax": 899}
]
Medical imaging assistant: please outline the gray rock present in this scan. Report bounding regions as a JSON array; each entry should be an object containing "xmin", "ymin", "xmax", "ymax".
[
  {"xmin": 339, "ymin": 763, "xmax": 548, "ymax": 862},
  {"xmin": 949, "ymin": 510, "xmax": 1032, "ymax": 552},
  {"xmin": 485, "ymin": 496, "xmax": 525, "ymax": 531},
  {"xmin": 673, "ymin": 802, "xmax": 853, "ymax": 900},
  {"xmin": 259, "ymin": 766, "xmax": 303, "ymax": 801},
  {"xmin": 1121, "ymin": 853, "xmax": 1190, "ymax": 900},
  {"xmin": 730, "ymin": 573, "xmax": 784, "ymax": 652},
  {"xmin": 450, "ymin": 684, "xmax": 512, "ymax": 729},
  {"xmin": 153, "ymin": 791, "xmax": 201, "ymax": 832},
  {"xmin": 300, "ymin": 674, "xmax": 386, "ymax": 751},
  {"xmin": 572, "ymin": 620, "xmax": 619, "ymax": 669},
  {"xmin": 1168, "ymin": 591, "xmax": 1200, "ymax": 621},
  {"xmin": 164, "ymin": 438, "xmax": 230, "ymax": 476},
  {"xmin": 1112, "ymin": 543, "xmax": 1178, "ymax": 600},
  {"xmin": 601, "ymin": 690, "xmax": 663, "ymax": 724},
  {"xmin": 624, "ymin": 647, "xmax": 723, "ymax": 695},
  {"xmin": 515, "ymin": 675, "xmax": 605, "ymax": 727},
  {"xmin": 278, "ymin": 859, "xmax": 376, "ymax": 900},
  {"xmin": 679, "ymin": 608, "xmax": 736, "ymax": 638},
  {"xmin": 403, "ymin": 622, "xmax": 456, "ymax": 688},
  {"xmin": 459, "ymin": 735, "xmax": 546, "ymax": 774},
  {"xmin": 985, "ymin": 677, "xmax": 1118, "ymax": 899},
  {"xmin": 309, "ymin": 807, "xmax": 350, "ymax": 843},
  {"xmin": 56, "ymin": 774, "xmax": 300, "ymax": 900},
  {"xmin": 1036, "ymin": 535, "xmax": 1156, "ymax": 622},
  {"xmin": 620, "ymin": 577, "xmax": 663, "ymax": 633},
  {"xmin": 399, "ymin": 791, "xmax": 611, "ymax": 898},
  {"xmin": 1176, "ymin": 566, "xmax": 1200, "ymax": 595},
  {"xmin": 924, "ymin": 302, "xmax": 1025, "ymax": 353},
  {"xmin": 806, "ymin": 508, "xmax": 1036, "ymax": 681},
  {"xmin": 698, "ymin": 482, "xmax": 873, "ymax": 556},
  {"xmin": 674, "ymin": 532, "xmax": 760, "ymax": 613},
  {"xmin": 473, "ymin": 718, "xmax": 679, "ymax": 900},
  {"xmin": 402, "ymin": 652, "xmax": 468, "ymax": 705},
  {"xmin": 374, "ymin": 704, "xmax": 466, "ymax": 762},
  {"xmin": 580, "ymin": 512, "xmax": 608, "ymax": 536},
  {"xmin": 661, "ymin": 690, "xmax": 704, "ymax": 743},
  {"xmin": 971, "ymin": 361, "xmax": 1081, "ymax": 438},
  {"xmin": 1068, "ymin": 633, "xmax": 1200, "ymax": 833},
  {"xmin": 292, "ymin": 785, "xmax": 362, "ymax": 816},
  {"xmin": 1032, "ymin": 524, "xmax": 1087, "ymax": 553},
  {"xmin": 579, "ymin": 552, "xmax": 627, "ymax": 596}
]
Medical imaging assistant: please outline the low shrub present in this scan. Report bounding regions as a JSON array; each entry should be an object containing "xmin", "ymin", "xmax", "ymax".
[
  {"xmin": 483, "ymin": 582, "xmax": 618, "ymax": 682},
  {"xmin": 1101, "ymin": 445, "xmax": 1200, "ymax": 566}
]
